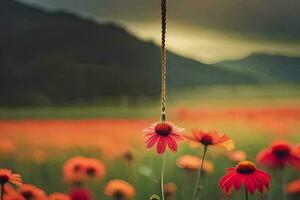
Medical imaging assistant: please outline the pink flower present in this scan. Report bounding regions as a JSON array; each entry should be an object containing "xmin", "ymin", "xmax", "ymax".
[{"xmin": 143, "ymin": 122, "xmax": 184, "ymax": 154}]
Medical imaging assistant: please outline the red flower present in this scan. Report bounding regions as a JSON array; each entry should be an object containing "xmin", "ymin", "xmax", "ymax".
[
  {"xmin": 69, "ymin": 188, "xmax": 91, "ymax": 200},
  {"xmin": 257, "ymin": 140, "xmax": 300, "ymax": 170},
  {"xmin": 186, "ymin": 130, "xmax": 234, "ymax": 150},
  {"xmin": 143, "ymin": 122, "xmax": 184, "ymax": 154},
  {"xmin": 219, "ymin": 161, "xmax": 270, "ymax": 194}
]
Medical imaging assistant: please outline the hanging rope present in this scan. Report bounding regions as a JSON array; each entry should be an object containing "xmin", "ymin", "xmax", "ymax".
[{"xmin": 161, "ymin": 0, "xmax": 167, "ymax": 122}]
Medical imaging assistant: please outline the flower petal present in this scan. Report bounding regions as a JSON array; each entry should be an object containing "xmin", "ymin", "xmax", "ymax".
[
  {"xmin": 146, "ymin": 134, "xmax": 160, "ymax": 148},
  {"xmin": 244, "ymin": 175, "xmax": 256, "ymax": 194},
  {"xmin": 166, "ymin": 137, "xmax": 177, "ymax": 152},
  {"xmin": 156, "ymin": 137, "xmax": 167, "ymax": 154}
]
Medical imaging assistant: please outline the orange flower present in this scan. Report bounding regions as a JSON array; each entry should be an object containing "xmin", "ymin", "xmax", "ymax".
[
  {"xmin": 186, "ymin": 130, "xmax": 234, "ymax": 150},
  {"xmin": 228, "ymin": 150, "xmax": 247, "ymax": 162},
  {"xmin": 17, "ymin": 184, "xmax": 47, "ymax": 200},
  {"xmin": 164, "ymin": 183, "xmax": 177, "ymax": 199},
  {"xmin": 177, "ymin": 155, "xmax": 201, "ymax": 171},
  {"xmin": 63, "ymin": 156, "xmax": 105, "ymax": 183},
  {"xmin": 49, "ymin": 193, "xmax": 71, "ymax": 200},
  {"xmin": 85, "ymin": 158, "xmax": 106, "ymax": 180},
  {"xmin": 4, "ymin": 194, "xmax": 25, "ymax": 200},
  {"xmin": 286, "ymin": 179, "xmax": 300, "ymax": 196},
  {"xmin": 176, "ymin": 155, "xmax": 214, "ymax": 175},
  {"xmin": 63, "ymin": 157, "xmax": 87, "ymax": 183},
  {"xmin": 0, "ymin": 169, "xmax": 22, "ymax": 186},
  {"xmin": 31, "ymin": 150, "xmax": 47, "ymax": 164},
  {"xmin": 104, "ymin": 179, "xmax": 135, "ymax": 199},
  {"xmin": 0, "ymin": 140, "xmax": 16, "ymax": 155}
]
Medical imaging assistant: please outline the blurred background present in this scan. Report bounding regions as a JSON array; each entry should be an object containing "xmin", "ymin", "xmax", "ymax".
[{"xmin": 0, "ymin": 0, "xmax": 300, "ymax": 199}]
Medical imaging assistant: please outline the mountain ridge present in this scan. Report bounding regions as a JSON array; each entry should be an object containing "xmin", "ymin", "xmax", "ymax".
[
  {"xmin": 0, "ymin": 0, "xmax": 299, "ymax": 105},
  {"xmin": 216, "ymin": 54, "xmax": 300, "ymax": 83}
]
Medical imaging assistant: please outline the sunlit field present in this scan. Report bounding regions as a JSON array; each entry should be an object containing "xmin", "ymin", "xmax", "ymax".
[{"xmin": 1, "ymin": 86, "xmax": 300, "ymax": 200}]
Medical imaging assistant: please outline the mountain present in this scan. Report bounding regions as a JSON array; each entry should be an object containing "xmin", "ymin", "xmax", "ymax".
[
  {"xmin": 0, "ymin": 0, "xmax": 259, "ymax": 105},
  {"xmin": 1, "ymin": 0, "xmax": 298, "ymax": 105},
  {"xmin": 216, "ymin": 54, "xmax": 300, "ymax": 83}
]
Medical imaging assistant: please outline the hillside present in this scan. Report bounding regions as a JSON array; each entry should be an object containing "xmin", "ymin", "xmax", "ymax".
[
  {"xmin": 2, "ymin": 0, "xmax": 299, "ymax": 105},
  {"xmin": 216, "ymin": 54, "xmax": 300, "ymax": 83}
]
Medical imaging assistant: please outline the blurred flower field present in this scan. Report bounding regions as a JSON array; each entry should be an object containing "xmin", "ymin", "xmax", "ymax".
[{"xmin": 1, "ymin": 94, "xmax": 300, "ymax": 200}]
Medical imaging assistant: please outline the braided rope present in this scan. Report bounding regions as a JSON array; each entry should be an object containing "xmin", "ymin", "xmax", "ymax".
[{"xmin": 161, "ymin": 0, "xmax": 167, "ymax": 122}]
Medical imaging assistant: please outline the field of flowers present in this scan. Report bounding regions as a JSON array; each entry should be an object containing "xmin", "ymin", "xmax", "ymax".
[{"xmin": 1, "ymin": 92, "xmax": 300, "ymax": 200}]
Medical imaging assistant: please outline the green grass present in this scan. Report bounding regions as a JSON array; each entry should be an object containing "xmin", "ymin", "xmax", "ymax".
[
  {"xmin": 1, "ymin": 84, "xmax": 300, "ymax": 119},
  {"xmin": 1, "ymin": 136, "xmax": 299, "ymax": 200}
]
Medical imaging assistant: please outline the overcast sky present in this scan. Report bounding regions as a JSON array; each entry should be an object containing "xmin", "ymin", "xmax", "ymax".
[{"xmin": 19, "ymin": 0, "xmax": 300, "ymax": 63}]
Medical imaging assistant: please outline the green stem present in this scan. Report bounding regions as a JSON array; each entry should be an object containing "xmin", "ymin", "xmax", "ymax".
[
  {"xmin": 192, "ymin": 145, "xmax": 208, "ymax": 200},
  {"xmin": 282, "ymin": 168, "xmax": 286, "ymax": 200},
  {"xmin": 161, "ymin": 154, "xmax": 166, "ymax": 200},
  {"xmin": 245, "ymin": 187, "xmax": 249, "ymax": 200},
  {"xmin": 1, "ymin": 184, "xmax": 4, "ymax": 200},
  {"xmin": 181, "ymin": 171, "xmax": 187, "ymax": 200}
]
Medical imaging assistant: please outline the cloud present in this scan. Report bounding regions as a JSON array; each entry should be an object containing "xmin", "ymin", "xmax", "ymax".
[{"xmin": 18, "ymin": 0, "xmax": 300, "ymax": 62}]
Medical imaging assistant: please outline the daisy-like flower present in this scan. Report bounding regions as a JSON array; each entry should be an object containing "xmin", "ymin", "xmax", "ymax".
[
  {"xmin": 84, "ymin": 158, "xmax": 106, "ymax": 180},
  {"xmin": 286, "ymin": 179, "xmax": 300, "ymax": 196},
  {"xmin": 186, "ymin": 130, "xmax": 234, "ymax": 150},
  {"xmin": 69, "ymin": 188, "xmax": 91, "ymax": 200},
  {"xmin": 188, "ymin": 130, "xmax": 234, "ymax": 200},
  {"xmin": 63, "ymin": 156, "xmax": 106, "ymax": 183},
  {"xmin": 143, "ymin": 122, "xmax": 184, "ymax": 154},
  {"xmin": 0, "ymin": 140, "xmax": 16, "ymax": 155},
  {"xmin": 17, "ymin": 184, "xmax": 47, "ymax": 200},
  {"xmin": 104, "ymin": 179, "xmax": 135, "ymax": 200},
  {"xmin": 176, "ymin": 155, "xmax": 214, "ymax": 175},
  {"xmin": 49, "ymin": 193, "xmax": 71, "ymax": 200},
  {"xmin": 257, "ymin": 140, "xmax": 300, "ymax": 170},
  {"xmin": 163, "ymin": 183, "xmax": 177, "ymax": 200},
  {"xmin": 63, "ymin": 156, "xmax": 87, "ymax": 183},
  {"xmin": 228, "ymin": 150, "xmax": 247, "ymax": 162},
  {"xmin": 0, "ymin": 169, "xmax": 22, "ymax": 187},
  {"xmin": 219, "ymin": 161, "xmax": 271, "ymax": 195},
  {"xmin": 176, "ymin": 155, "xmax": 202, "ymax": 171}
]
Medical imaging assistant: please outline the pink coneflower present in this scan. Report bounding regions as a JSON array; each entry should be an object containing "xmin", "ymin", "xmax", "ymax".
[
  {"xmin": 257, "ymin": 140, "xmax": 300, "ymax": 170},
  {"xmin": 186, "ymin": 130, "xmax": 234, "ymax": 150},
  {"xmin": 186, "ymin": 130, "xmax": 233, "ymax": 200},
  {"xmin": 219, "ymin": 161, "xmax": 271, "ymax": 199},
  {"xmin": 143, "ymin": 122, "xmax": 184, "ymax": 154}
]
